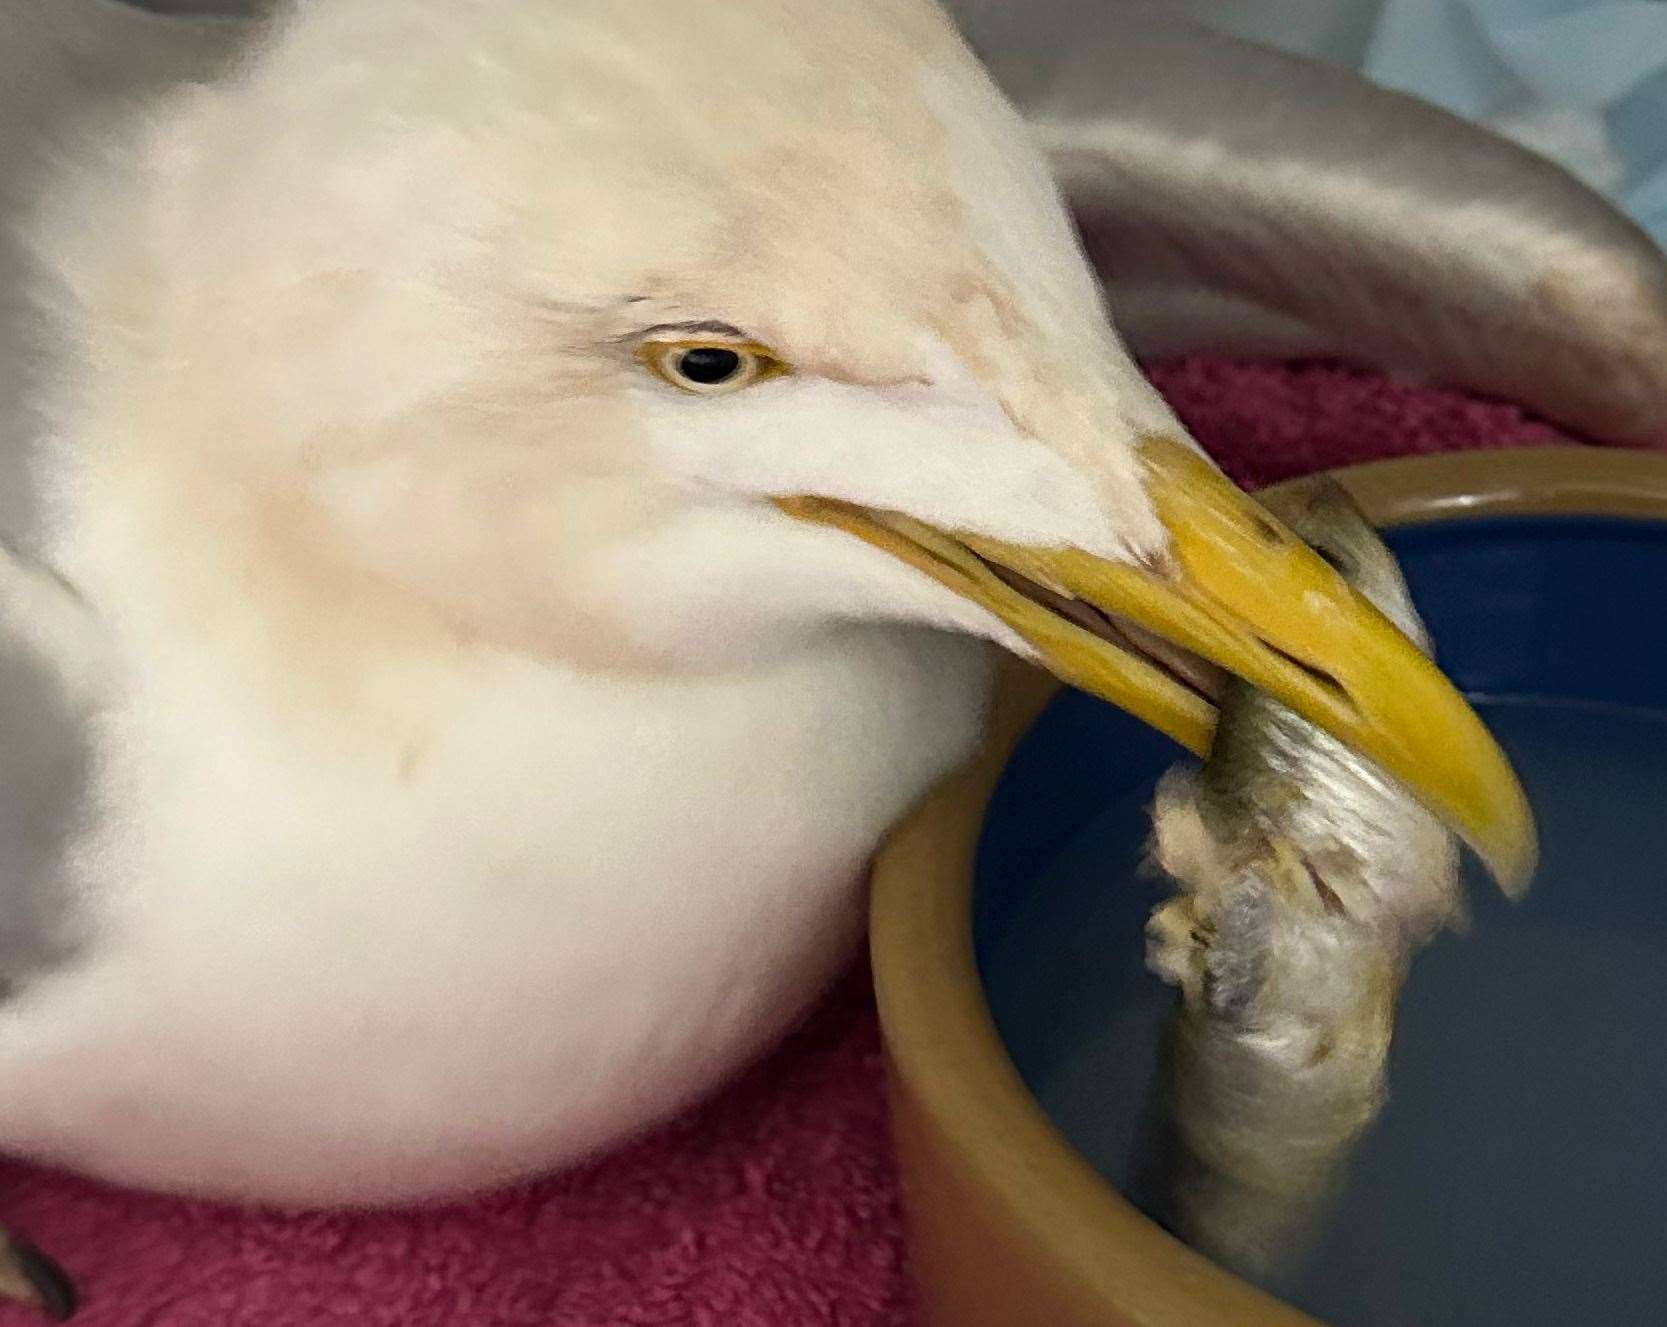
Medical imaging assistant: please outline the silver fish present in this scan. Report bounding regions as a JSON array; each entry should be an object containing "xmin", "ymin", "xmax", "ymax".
[{"xmin": 1144, "ymin": 478, "xmax": 1508, "ymax": 1281}]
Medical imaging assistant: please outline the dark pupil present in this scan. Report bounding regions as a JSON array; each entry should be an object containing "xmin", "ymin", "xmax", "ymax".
[{"xmin": 675, "ymin": 347, "xmax": 743, "ymax": 385}]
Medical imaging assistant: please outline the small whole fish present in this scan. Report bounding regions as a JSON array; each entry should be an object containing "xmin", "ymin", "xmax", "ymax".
[{"xmin": 1144, "ymin": 479, "xmax": 1503, "ymax": 1281}]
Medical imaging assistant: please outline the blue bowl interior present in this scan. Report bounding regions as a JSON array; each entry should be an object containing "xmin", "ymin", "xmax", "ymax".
[{"xmin": 975, "ymin": 517, "xmax": 1667, "ymax": 1327}]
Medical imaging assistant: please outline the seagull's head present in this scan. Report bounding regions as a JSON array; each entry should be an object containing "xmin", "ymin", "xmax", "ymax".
[{"xmin": 41, "ymin": 0, "xmax": 1531, "ymax": 886}]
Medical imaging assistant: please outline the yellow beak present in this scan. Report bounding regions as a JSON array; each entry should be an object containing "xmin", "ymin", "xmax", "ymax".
[{"xmin": 778, "ymin": 436, "xmax": 1536, "ymax": 895}]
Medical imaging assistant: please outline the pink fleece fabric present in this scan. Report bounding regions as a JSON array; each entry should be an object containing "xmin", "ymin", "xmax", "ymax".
[{"xmin": 0, "ymin": 359, "xmax": 1581, "ymax": 1325}]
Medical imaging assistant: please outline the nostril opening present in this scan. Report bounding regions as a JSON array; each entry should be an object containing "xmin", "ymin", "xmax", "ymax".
[{"xmin": 1264, "ymin": 641, "xmax": 1354, "ymax": 710}]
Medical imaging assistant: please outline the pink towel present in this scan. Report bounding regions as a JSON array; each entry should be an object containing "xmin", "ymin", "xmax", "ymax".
[{"xmin": 0, "ymin": 358, "xmax": 1577, "ymax": 1325}]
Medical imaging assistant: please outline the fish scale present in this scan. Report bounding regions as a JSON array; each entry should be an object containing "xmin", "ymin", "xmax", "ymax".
[{"xmin": 1146, "ymin": 479, "xmax": 1493, "ymax": 1282}]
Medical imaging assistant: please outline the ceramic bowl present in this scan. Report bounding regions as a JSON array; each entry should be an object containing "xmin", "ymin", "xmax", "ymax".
[{"xmin": 872, "ymin": 447, "xmax": 1667, "ymax": 1326}]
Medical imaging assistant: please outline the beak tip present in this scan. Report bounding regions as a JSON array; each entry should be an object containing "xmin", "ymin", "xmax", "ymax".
[{"xmin": 1470, "ymin": 775, "xmax": 1538, "ymax": 900}]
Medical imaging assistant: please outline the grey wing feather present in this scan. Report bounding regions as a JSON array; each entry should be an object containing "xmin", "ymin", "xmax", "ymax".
[
  {"xmin": 948, "ymin": 1, "xmax": 1667, "ymax": 446},
  {"xmin": 0, "ymin": 0, "xmax": 252, "ymax": 546},
  {"xmin": 0, "ymin": 539, "xmax": 111, "ymax": 990}
]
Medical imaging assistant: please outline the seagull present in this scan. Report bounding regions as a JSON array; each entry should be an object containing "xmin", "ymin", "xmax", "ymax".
[{"xmin": 0, "ymin": 0, "xmax": 1625, "ymax": 1314}]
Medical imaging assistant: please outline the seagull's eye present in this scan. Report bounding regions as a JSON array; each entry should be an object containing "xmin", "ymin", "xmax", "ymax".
[{"xmin": 641, "ymin": 340, "xmax": 782, "ymax": 396}]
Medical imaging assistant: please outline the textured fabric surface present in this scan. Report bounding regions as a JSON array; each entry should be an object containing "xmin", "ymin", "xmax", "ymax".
[{"xmin": 0, "ymin": 358, "xmax": 1580, "ymax": 1325}]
